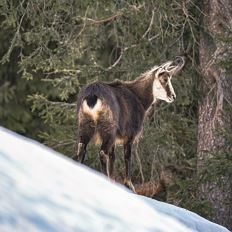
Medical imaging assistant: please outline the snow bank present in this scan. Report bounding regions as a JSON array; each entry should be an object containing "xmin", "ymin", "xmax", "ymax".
[{"xmin": 0, "ymin": 127, "xmax": 229, "ymax": 232}]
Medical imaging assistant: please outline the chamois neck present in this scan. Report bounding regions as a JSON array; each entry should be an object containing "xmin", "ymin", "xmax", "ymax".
[{"xmin": 127, "ymin": 74, "xmax": 155, "ymax": 111}]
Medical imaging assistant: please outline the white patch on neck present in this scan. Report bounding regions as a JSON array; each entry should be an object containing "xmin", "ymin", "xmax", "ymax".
[
  {"xmin": 152, "ymin": 78, "xmax": 168, "ymax": 102},
  {"xmin": 152, "ymin": 77, "xmax": 175, "ymax": 103}
]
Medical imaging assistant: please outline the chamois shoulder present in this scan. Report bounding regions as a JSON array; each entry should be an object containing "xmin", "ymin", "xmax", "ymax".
[{"xmin": 107, "ymin": 79, "xmax": 125, "ymax": 87}]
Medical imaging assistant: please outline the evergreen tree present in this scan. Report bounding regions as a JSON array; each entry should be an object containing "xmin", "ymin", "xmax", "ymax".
[
  {"xmin": 1, "ymin": 1, "xmax": 231, "ymax": 228},
  {"xmin": 197, "ymin": 0, "xmax": 232, "ymax": 228}
]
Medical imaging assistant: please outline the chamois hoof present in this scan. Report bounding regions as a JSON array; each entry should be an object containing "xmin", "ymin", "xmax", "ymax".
[{"xmin": 124, "ymin": 179, "xmax": 137, "ymax": 194}]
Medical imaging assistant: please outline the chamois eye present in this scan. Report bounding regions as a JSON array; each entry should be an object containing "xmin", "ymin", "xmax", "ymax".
[
  {"xmin": 163, "ymin": 76, "xmax": 168, "ymax": 82},
  {"xmin": 159, "ymin": 74, "xmax": 169, "ymax": 84}
]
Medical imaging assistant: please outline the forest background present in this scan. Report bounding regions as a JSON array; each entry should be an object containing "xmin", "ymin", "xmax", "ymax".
[{"xmin": 0, "ymin": 0, "xmax": 231, "ymax": 229}]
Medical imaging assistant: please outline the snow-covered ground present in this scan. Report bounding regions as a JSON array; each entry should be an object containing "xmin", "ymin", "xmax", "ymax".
[{"xmin": 0, "ymin": 127, "xmax": 229, "ymax": 232}]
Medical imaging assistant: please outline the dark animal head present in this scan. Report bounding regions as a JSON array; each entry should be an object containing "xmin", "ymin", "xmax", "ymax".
[{"xmin": 152, "ymin": 56, "xmax": 185, "ymax": 103}]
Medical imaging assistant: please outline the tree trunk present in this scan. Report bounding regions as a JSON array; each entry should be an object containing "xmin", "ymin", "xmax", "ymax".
[{"xmin": 198, "ymin": 0, "xmax": 232, "ymax": 229}]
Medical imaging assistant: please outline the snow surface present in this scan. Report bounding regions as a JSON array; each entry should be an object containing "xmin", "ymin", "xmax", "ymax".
[{"xmin": 0, "ymin": 127, "xmax": 229, "ymax": 232}]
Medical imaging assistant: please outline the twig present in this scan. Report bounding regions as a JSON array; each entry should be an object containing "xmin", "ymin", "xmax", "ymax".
[
  {"xmin": 182, "ymin": 2, "xmax": 199, "ymax": 46},
  {"xmin": 148, "ymin": 34, "xmax": 160, "ymax": 42},
  {"xmin": 150, "ymin": 145, "xmax": 160, "ymax": 180},
  {"xmin": 142, "ymin": 10, "xmax": 155, "ymax": 38},
  {"xmin": 76, "ymin": 6, "xmax": 89, "ymax": 38},
  {"xmin": 48, "ymin": 101, "xmax": 76, "ymax": 108},
  {"xmin": 101, "ymin": 44, "xmax": 139, "ymax": 71},
  {"xmin": 1, "ymin": 0, "xmax": 27, "ymax": 63},
  {"xmin": 44, "ymin": 69, "xmax": 81, "ymax": 75},
  {"xmin": 86, "ymin": 11, "xmax": 123, "ymax": 25},
  {"xmin": 106, "ymin": 50, "xmax": 124, "ymax": 71},
  {"xmin": 53, "ymin": 141, "xmax": 75, "ymax": 148}
]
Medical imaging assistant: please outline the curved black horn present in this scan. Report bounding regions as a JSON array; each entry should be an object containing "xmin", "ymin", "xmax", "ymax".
[{"xmin": 174, "ymin": 56, "xmax": 185, "ymax": 66}]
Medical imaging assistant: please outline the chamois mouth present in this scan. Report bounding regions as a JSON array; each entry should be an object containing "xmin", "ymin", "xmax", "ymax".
[
  {"xmin": 167, "ymin": 96, "xmax": 175, "ymax": 103},
  {"xmin": 166, "ymin": 92, "xmax": 176, "ymax": 103}
]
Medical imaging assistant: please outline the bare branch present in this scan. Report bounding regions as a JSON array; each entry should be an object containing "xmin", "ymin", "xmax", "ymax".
[
  {"xmin": 53, "ymin": 140, "xmax": 75, "ymax": 148},
  {"xmin": 1, "ymin": 0, "xmax": 28, "ymax": 63},
  {"xmin": 86, "ymin": 11, "xmax": 123, "ymax": 26},
  {"xmin": 106, "ymin": 50, "xmax": 124, "ymax": 71},
  {"xmin": 142, "ymin": 10, "xmax": 155, "ymax": 39},
  {"xmin": 44, "ymin": 69, "xmax": 81, "ymax": 75},
  {"xmin": 76, "ymin": 6, "xmax": 89, "ymax": 38}
]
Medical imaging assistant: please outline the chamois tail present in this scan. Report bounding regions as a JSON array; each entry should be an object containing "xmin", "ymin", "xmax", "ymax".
[
  {"xmin": 82, "ymin": 96, "xmax": 102, "ymax": 116},
  {"xmin": 78, "ymin": 82, "xmax": 113, "ymax": 117},
  {"xmin": 85, "ymin": 94, "xmax": 98, "ymax": 108}
]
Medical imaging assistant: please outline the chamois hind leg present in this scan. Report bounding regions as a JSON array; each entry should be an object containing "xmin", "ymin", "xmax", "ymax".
[
  {"xmin": 99, "ymin": 136, "xmax": 115, "ymax": 178},
  {"xmin": 124, "ymin": 141, "xmax": 136, "ymax": 193},
  {"xmin": 74, "ymin": 136, "xmax": 90, "ymax": 163},
  {"xmin": 74, "ymin": 126, "xmax": 94, "ymax": 163}
]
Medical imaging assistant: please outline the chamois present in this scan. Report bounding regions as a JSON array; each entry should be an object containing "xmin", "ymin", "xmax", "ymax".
[{"xmin": 75, "ymin": 56, "xmax": 185, "ymax": 192}]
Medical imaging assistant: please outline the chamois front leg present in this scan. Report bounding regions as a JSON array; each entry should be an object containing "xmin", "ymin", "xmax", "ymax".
[
  {"xmin": 124, "ymin": 141, "xmax": 136, "ymax": 193},
  {"xmin": 99, "ymin": 136, "xmax": 115, "ymax": 178}
]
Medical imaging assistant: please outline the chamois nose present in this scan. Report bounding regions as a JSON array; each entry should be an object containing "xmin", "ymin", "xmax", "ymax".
[
  {"xmin": 172, "ymin": 94, "xmax": 176, "ymax": 100},
  {"xmin": 167, "ymin": 92, "xmax": 176, "ymax": 102},
  {"xmin": 170, "ymin": 93, "xmax": 176, "ymax": 100}
]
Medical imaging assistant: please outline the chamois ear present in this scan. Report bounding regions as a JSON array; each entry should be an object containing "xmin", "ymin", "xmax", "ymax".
[
  {"xmin": 157, "ymin": 72, "xmax": 170, "ymax": 86},
  {"xmin": 158, "ymin": 72, "xmax": 169, "ymax": 81},
  {"xmin": 155, "ymin": 68, "xmax": 169, "ymax": 79}
]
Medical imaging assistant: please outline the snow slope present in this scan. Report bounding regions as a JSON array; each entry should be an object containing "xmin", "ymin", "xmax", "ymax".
[{"xmin": 0, "ymin": 127, "xmax": 229, "ymax": 232}]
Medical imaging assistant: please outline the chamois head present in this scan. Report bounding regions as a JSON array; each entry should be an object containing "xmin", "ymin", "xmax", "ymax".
[{"xmin": 152, "ymin": 56, "xmax": 185, "ymax": 103}]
